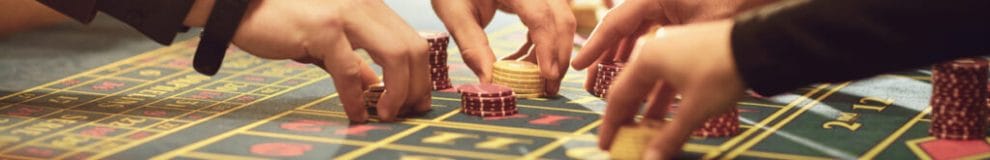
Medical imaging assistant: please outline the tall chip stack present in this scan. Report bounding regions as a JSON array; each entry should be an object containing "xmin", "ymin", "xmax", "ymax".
[
  {"xmin": 592, "ymin": 63, "xmax": 624, "ymax": 98},
  {"xmin": 420, "ymin": 32, "xmax": 452, "ymax": 90},
  {"xmin": 492, "ymin": 60, "xmax": 543, "ymax": 98},
  {"xmin": 691, "ymin": 107, "xmax": 740, "ymax": 137},
  {"xmin": 457, "ymin": 84, "xmax": 519, "ymax": 117},
  {"xmin": 929, "ymin": 58, "xmax": 988, "ymax": 140}
]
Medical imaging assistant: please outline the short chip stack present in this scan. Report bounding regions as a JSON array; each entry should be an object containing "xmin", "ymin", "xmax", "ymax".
[
  {"xmin": 691, "ymin": 107, "xmax": 740, "ymax": 137},
  {"xmin": 929, "ymin": 58, "xmax": 988, "ymax": 140},
  {"xmin": 609, "ymin": 120, "xmax": 664, "ymax": 160},
  {"xmin": 457, "ymin": 84, "xmax": 518, "ymax": 117},
  {"xmin": 591, "ymin": 63, "xmax": 624, "ymax": 98},
  {"xmin": 421, "ymin": 32, "xmax": 452, "ymax": 90},
  {"xmin": 364, "ymin": 82, "xmax": 385, "ymax": 109},
  {"xmin": 493, "ymin": 60, "xmax": 543, "ymax": 98}
]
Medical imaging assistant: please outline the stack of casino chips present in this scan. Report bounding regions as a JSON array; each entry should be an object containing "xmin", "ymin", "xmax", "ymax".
[
  {"xmin": 492, "ymin": 60, "xmax": 543, "ymax": 98},
  {"xmin": 421, "ymin": 32, "xmax": 452, "ymax": 90},
  {"xmin": 457, "ymin": 84, "xmax": 519, "ymax": 117},
  {"xmin": 929, "ymin": 58, "xmax": 988, "ymax": 140},
  {"xmin": 591, "ymin": 63, "xmax": 625, "ymax": 98},
  {"xmin": 364, "ymin": 83, "xmax": 385, "ymax": 111},
  {"xmin": 691, "ymin": 107, "xmax": 740, "ymax": 137}
]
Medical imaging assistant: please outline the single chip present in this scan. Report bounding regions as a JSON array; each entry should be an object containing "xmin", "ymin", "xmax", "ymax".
[
  {"xmin": 692, "ymin": 107, "xmax": 739, "ymax": 138},
  {"xmin": 458, "ymin": 84, "xmax": 515, "ymax": 97},
  {"xmin": 431, "ymin": 75, "xmax": 451, "ymax": 81},
  {"xmin": 514, "ymin": 93, "xmax": 543, "ymax": 99},
  {"xmin": 433, "ymin": 83, "xmax": 453, "ymax": 90},
  {"xmin": 462, "ymin": 106, "xmax": 518, "ymax": 112},
  {"xmin": 493, "ymin": 82, "xmax": 543, "ymax": 92},
  {"xmin": 462, "ymin": 95, "xmax": 516, "ymax": 103},
  {"xmin": 509, "ymin": 88, "xmax": 544, "ymax": 95},
  {"xmin": 419, "ymin": 31, "xmax": 450, "ymax": 40},
  {"xmin": 493, "ymin": 60, "xmax": 541, "ymax": 74},
  {"xmin": 462, "ymin": 99, "xmax": 517, "ymax": 107},
  {"xmin": 368, "ymin": 82, "xmax": 386, "ymax": 92},
  {"xmin": 430, "ymin": 66, "xmax": 449, "ymax": 73},
  {"xmin": 930, "ymin": 126, "xmax": 984, "ymax": 140},
  {"xmin": 493, "ymin": 75, "xmax": 542, "ymax": 85},
  {"xmin": 462, "ymin": 109, "xmax": 519, "ymax": 117},
  {"xmin": 493, "ymin": 70, "xmax": 542, "ymax": 79}
]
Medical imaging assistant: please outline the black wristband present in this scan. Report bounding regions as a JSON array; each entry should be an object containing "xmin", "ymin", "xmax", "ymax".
[{"xmin": 193, "ymin": 0, "xmax": 250, "ymax": 76}]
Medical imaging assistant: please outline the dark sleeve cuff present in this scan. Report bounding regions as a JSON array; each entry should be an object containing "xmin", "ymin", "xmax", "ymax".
[
  {"xmin": 36, "ymin": 0, "xmax": 99, "ymax": 23},
  {"xmin": 97, "ymin": 0, "xmax": 196, "ymax": 45}
]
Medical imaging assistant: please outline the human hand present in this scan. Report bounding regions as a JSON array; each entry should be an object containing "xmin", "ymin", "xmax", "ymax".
[
  {"xmin": 599, "ymin": 20, "xmax": 746, "ymax": 159},
  {"xmin": 571, "ymin": 0, "xmax": 777, "ymax": 158},
  {"xmin": 200, "ymin": 0, "xmax": 432, "ymax": 123},
  {"xmin": 432, "ymin": 0, "xmax": 575, "ymax": 96}
]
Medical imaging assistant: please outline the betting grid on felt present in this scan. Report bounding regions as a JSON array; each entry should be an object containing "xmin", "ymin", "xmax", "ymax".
[{"xmin": 0, "ymin": 24, "xmax": 973, "ymax": 159}]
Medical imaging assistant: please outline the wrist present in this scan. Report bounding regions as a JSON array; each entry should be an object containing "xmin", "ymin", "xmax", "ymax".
[{"xmin": 184, "ymin": 0, "xmax": 216, "ymax": 27}]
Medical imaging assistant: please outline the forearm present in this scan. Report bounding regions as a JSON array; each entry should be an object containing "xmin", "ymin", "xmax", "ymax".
[
  {"xmin": 731, "ymin": 0, "xmax": 990, "ymax": 95},
  {"xmin": 0, "ymin": 0, "xmax": 68, "ymax": 36}
]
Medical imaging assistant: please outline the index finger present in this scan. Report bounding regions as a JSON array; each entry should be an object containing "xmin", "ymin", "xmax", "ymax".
[
  {"xmin": 505, "ymin": 0, "xmax": 564, "ymax": 95},
  {"xmin": 344, "ymin": 2, "xmax": 429, "ymax": 122},
  {"xmin": 598, "ymin": 60, "xmax": 661, "ymax": 150},
  {"xmin": 433, "ymin": 0, "xmax": 498, "ymax": 83},
  {"xmin": 572, "ymin": 0, "xmax": 660, "ymax": 69}
]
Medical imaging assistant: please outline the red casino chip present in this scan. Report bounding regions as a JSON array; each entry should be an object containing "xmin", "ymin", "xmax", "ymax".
[
  {"xmin": 592, "ymin": 63, "xmax": 624, "ymax": 98},
  {"xmin": 462, "ymin": 100, "xmax": 516, "ymax": 107},
  {"xmin": 928, "ymin": 58, "xmax": 989, "ymax": 140},
  {"xmin": 462, "ymin": 95, "xmax": 516, "ymax": 103},
  {"xmin": 462, "ymin": 106, "xmax": 518, "ymax": 112},
  {"xmin": 432, "ymin": 84, "xmax": 453, "ymax": 90},
  {"xmin": 458, "ymin": 84, "xmax": 515, "ymax": 97},
  {"xmin": 462, "ymin": 109, "xmax": 519, "ymax": 117},
  {"xmin": 691, "ymin": 107, "xmax": 739, "ymax": 137}
]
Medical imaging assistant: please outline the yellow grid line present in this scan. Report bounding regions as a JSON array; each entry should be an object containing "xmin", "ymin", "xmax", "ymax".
[
  {"xmin": 85, "ymin": 69, "xmax": 326, "ymax": 159},
  {"xmin": 51, "ymin": 61, "xmax": 293, "ymax": 159},
  {"xmin": 701, "ymin": 84, "xmax": 828, "ymax": 158},
  {"xmin": 244, "ymin": 129, "xmax": 520, "ymax": 160},
  {"xmin": 0, "ymin": 154, "xmax": 48, "ymax": 160},
  {"xmin": 150, "ymin": 93, "xmax": 338, "ymax": 159},
  {"xmin": 723, "ymin": 82, "xmax": 851, "ymax": 159},
  {"xmin": 296, "ymin": 111, "xmax": 579, "ymax": 139},
  {"xmin": 904, "ymin": 137, "xmax": 934, "ymax": 160},
  {"xmin": 0, "ymin": 44, "xmax": 187, "ymax": 102},
  {"xmin": 0, "ymin": 69, "xmax": 196, "ymax": 154},
  {"xmin": 334, "ymin": 125, "xmax": 430, "ymax": 160},
  {"xmin": 0, "ymin": 65, "xmax": 177, "ymax": 131},
  {"xmin": 859, "ymin": 107, "xmax": 931, "ymax": 159},
  {"xmin": 333, "ymin": 100, "xmax": 467, "ymax": 160},
  {"xmin": 241, "ymin": 130, "xmax": 373, "ymax": 146},
  {"xmin": 182, "ymin": 151, "xmax": 274, "ymax": 160}
]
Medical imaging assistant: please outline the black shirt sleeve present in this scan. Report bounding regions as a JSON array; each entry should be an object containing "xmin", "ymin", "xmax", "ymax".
[
  {"xmin": 37, "ymin": 0, "xmax": 194, "ymax": 45},
  {"xmin": 731, "ymin": 0, "xmax": 990, "ymax": 96}
]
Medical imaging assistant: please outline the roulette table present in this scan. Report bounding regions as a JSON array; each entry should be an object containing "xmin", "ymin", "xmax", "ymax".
[{"xmin": 0, "ymin": 2, "xmax": 985, "ymax": 160}]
